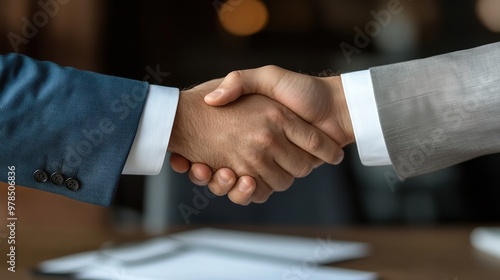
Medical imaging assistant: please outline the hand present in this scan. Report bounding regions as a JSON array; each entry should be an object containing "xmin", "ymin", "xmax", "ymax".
[
  {"xmin": 205, "ymin": 66, "xmax": 354, "ymax": 145},
  {"xmin": 168, "ymin": 78, "xmax": 344, "ymax": 205},
  {"xmin": 171, "ymin": 66, "xmax": 355, "ymax": 199}
]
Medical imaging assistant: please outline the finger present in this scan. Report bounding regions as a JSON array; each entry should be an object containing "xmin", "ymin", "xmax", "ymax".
[
  {"xmin": 282, "ymin": 112, "xmax": 345, "ymax": 165},
  {"xmin": 251, "ymin": 176, "xmax": 275, "ymax": 204},
  {"xmin": 273, "ymin": 135, "xmax": 320, "ymax": 180},
  {"xmin": 170, "ymin": 153, "xmax": 191, "ymax": 173},
  {"xmin": 188, "ymin": 163, "xmax": 213, "ymax": 186},
  {"xmin": 255, "ymin": 155, "xmax": 295, "ymax": 193},
  {"xmin": 204, "ymin": 66, "xmax": 283, "ymax": 106},
  {"xmin": 207, "ymin": 168, "xmax": 237, "ymax": 196},
  {"xmin": 227, "ymin": 176, "xmax": 256, "ymax": 206}
]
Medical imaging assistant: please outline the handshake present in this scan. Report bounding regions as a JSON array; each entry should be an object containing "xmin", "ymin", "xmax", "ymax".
[{"xmin": 167, "ymin": 66, "xmax": 355, "ymax": 206}]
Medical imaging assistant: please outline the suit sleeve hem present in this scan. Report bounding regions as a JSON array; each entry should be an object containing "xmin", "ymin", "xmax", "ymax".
[{"xmin": 122, "ymin": 85, "xmax": 180, "ymax": 175}]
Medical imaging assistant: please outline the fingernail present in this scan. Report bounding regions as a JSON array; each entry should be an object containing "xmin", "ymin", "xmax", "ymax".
[
  {"xmin": 333, "ymin": 150, "xmax": 345, "ymax": 165},
  {"xmin": 193, "ymin": 171, "xmax": 202, "ymax": 181},
  {"xmin": 205, "ymin": 89, "xmax": 223, "ymax": 100},
  {"xmin": 218, "ymin": 174, "xmax": 229, "ymax": 186},
  {"xmin": 238, "ymin": 180, "xmax": 252, "ymax": 192}
]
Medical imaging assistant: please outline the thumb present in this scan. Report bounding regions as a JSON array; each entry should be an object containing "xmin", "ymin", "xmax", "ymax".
[
  {"xmin": 204, "ymin": 66, "xmax": 280, "ymax": 106},
  {"xmin": 204, "ymin": 71, "xmax": 247, "ymax": 106}
]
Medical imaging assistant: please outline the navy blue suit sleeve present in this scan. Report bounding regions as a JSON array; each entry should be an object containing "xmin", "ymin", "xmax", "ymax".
[{"xmin": 0, "ymin": 54, "xmax": 149, "ymax": 206}]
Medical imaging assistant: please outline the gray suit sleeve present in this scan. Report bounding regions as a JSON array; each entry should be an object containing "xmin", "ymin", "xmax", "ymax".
[{"xmin": 370, "ymin": 42, "xmax": 500, "ymax": 179}]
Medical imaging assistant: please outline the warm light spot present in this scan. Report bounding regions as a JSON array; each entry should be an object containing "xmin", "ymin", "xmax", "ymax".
[
  {"xmin": 476, "ymin": 0, "xmax": 500, "ymax": 32},
  {"xmin": 219, "ymin": 0, "xmax": 269, "ymax": 36}
]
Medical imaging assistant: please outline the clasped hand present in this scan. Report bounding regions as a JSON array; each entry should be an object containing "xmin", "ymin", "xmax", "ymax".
[{"xmin": 168, "ymin": 66, "xmax": 354, "ymax": 205}]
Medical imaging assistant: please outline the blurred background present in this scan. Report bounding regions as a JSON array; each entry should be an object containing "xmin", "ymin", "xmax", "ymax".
[{"xmin": 1, "ymin": 0, "xmax": 500, "ymax": 234}]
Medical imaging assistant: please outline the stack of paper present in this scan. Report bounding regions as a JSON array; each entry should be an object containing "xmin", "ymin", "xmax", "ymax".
[
  {"xmin": 471, "ymin": 227, "xmax": 500, "ymax": 259},
  {"xmin": 37, "ymin": 228, "xmax": 377, "ymax": 280}
]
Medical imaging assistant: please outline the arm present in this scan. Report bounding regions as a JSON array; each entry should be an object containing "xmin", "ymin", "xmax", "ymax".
[
  {"xmin": 371, "ymin": 42, "xmax": 500, "ymax": 178},
  {"xmin": 183, "ymin": 42, "xmax": 500, "ymax": 190},
  {"xmin": 0, "ymin": 55, "xmax": 342, "ymax": 206},
  {"xmin": 0, "ymin": 54, "xmax": 148, "ymax": 206}
]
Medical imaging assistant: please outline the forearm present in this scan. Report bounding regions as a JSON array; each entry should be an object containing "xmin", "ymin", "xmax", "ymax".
[
  {"xmin": 371, "ymin": 42, "xmax": 500, "ymax": 178},
  {"xmin": 0, "ymin": 53, "xmax": 148, "ymax": 206}
]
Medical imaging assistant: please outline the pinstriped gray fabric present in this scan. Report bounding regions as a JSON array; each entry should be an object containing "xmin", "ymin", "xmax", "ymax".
[{"xmin": 370, "ymin": 42, "xmax": 500, "ymax": 179}]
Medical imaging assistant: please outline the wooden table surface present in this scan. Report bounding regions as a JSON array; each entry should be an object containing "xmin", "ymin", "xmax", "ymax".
[{"xmin": 1, "ymin": 225, "xmax": 499, "ymax": 280}]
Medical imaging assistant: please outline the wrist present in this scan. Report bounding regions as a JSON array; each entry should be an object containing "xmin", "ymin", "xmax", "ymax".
[
  {"xmin": 324, "ymin": 76, "xmax": 355, "ymax": 145},
  {"xmin": 169, "ymin": 91, "xmax": 189, "ymax": 154}
]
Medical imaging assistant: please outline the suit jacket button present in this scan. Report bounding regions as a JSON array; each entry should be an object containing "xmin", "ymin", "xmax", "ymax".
[
  {"xmin": 65, "ymin": 178, "xmax": 80, "ymax": 191},
  {"xmin": 50, "ymin": 172, "xmax": 65, "ymax": 186},
  {"xmin": 33, "ymin": 169, "xmax": 49, "ymax": 183}
]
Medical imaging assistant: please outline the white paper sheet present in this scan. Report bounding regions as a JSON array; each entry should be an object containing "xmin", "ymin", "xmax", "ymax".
[
  {"xmin": 39, "ymin": 237, "xmax": 184, "ymax": 274},
  {"xmin": 38, "ymin": 228, "xmax": 376, "ymax": 280},
  {"xmin": 471, "ymin": 227, "xmax": 500, "ymax": 259},
  {"xmin": 171, "ymin": 228, "xmax": 369, "ymax": 264},
  {"xmin": 77, "ymin": 249, "xmax": 376, "ymax": 280}
]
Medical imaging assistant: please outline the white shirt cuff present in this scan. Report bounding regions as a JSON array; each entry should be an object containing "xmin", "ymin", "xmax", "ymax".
[
  {"xmin": 341, "ymin": 70, "xmax": 391, "ymax": 166},
  {"xmin": 122, "ymin": 85, "xmax": 180, "ymax": 175}
]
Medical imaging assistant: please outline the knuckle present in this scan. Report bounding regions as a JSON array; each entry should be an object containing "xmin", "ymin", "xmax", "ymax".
[
  {"xmin": 255, "ymin": 129, "xmax": 276, "ymax": 149},
  {"xmin": 227, "ymin": 70, "xmax": 243, "ymax": 82},
  {"xmin": 306, "ymin": 130, "xmax": 323, "ymax": 153},
  {"xmin": 293, "ymin": 161, "xmax": 314, "ymax": 178},
  {"xmin": 266, "ymin": 106, "xmax": 286, "ymax": 124},
  {"xmin": 262, "ymin": 65, "xmax": 281, "ymax": 73}
]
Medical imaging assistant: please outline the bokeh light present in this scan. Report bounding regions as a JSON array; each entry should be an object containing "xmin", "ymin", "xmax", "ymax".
[
  {"xmin": 219, "ymin": 0, "xmax": 269, "ymax": 36},
  {"xmin": 476, "ymin": 0, "xmax": 500, "ymax": 32}
]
